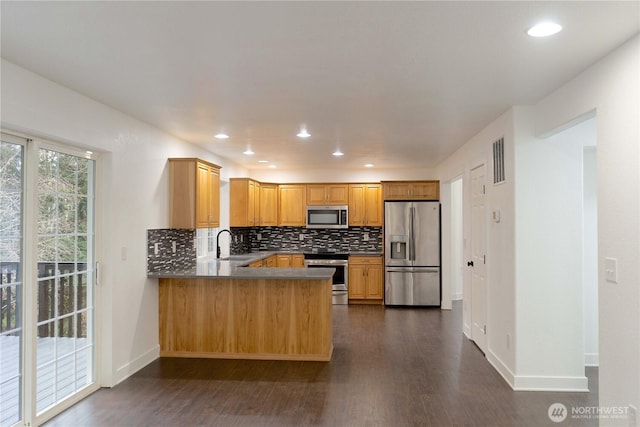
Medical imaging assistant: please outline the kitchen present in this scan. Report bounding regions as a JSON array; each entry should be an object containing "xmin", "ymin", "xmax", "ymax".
[
  {"xmin": 148, "ymin": 168, "xmax": 443, "ymax": 361},
  {"xmin": 1, "ymin": 1, "xmax": 638, "ymax": 426}
]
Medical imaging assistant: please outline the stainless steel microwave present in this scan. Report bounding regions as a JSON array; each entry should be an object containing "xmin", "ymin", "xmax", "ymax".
[{"xmin": 306, "ymin": 205, "xmax": 348, "ymax": 229}]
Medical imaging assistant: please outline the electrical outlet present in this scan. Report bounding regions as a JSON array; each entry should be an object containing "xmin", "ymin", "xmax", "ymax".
[
  {"xmin": 256, "ymin": 233, "xmax": 261, "ymax": 241},
  {"xmin": 154, "ymin": 243, "xmax": 159, "ymax": 255},
  {"xmin": 363, "ymin": 233, "xmax": 369, "ymax": 241},
  {"xmin": 299, "ymin": 234, "xmax": 304, "ymax": 241},
  {"xmin": 172, "ymin": 241, "xmax": 177, "ymax": 254}
]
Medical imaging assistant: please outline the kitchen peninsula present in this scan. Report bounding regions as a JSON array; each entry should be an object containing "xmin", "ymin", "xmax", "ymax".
[{"xmin": 149, "ymin": 253, "xmax": 334, "ymax": 362}]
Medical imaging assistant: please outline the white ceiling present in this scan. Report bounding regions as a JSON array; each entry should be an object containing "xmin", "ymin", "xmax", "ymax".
[{"xmin": 1, "ymin": 1, "xmax": 638, "ymax": 171}]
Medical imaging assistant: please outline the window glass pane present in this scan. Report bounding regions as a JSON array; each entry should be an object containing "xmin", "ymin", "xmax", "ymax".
[
  {"xmin": 0, "ymin": 138, "xmax": 22, "ymax": 426},
  {"xmin": 36, "ymin": 148, "xmax": 95, "ymax": 414}
]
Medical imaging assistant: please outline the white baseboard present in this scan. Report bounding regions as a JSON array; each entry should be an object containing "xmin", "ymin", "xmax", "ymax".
[
  {"xmin": 463, "ymin": 323, "xmax": 471, "ymax": 339},
  {"xmin": 115, "ymin": 345, "xmax": 160, "ymax": 385},
  {"xmin": 513, "ymin": 374, "xmax": 589, "ymax": 392},
  {"xmin": 487, "ymin": 350, "xmax": 515, "ymax": 389},
  {"xmin": 584, "ymin": 353, "xmax": 599, "ymax": 367}
]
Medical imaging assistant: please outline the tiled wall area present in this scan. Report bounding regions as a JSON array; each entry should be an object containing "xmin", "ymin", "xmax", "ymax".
[
  {"xmin": 147, "ymin": 226, "xmax": 383, "ymax": 273},
  {"xmin": 147, "ymin": 229, "xmax": 196, "ymax": 273},
  {"xmin": 243, "ymin": 226, "xmax": 382, "ymax": 253}
]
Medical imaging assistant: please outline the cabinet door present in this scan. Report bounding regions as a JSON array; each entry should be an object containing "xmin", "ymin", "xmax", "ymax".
[
  {"xmin": 259, "ymin": 184, "xmax": 279, "ymax": 226},
  {"xmin": 196, "ymin": 163, "xmax": 212, "ymax": 228},
  {"xmin": 248, "ymin": 180, "xmax": 259, "ymax": 225},
  {"xmin": 264, "ymin": 255, "xmax": 277, "ymax": 268},
  {"xmin": 348, "ymin": 184, "xmax": 366, "ymax": 226},
  {"xmin": 382, "ymin": 182, "xmax": 411, "ymax": 200},
  {"xmin": 306, "ymin": 185, "xmax": 328, "ymax": 205},
  {"xmin": 279, "ymin": 185, "xmax": 306, "ymax": 226},
  {"xmin": 364, "ymin": 184, "xmax": 382, "ymax": 226},
  {"xmin": 276, "ymin": 254, "xmax": 292, "ymax": 267},
  {"xmin": 348, "ymin": 264, "xmax": 366, "ymax": 299},
  {"xmin": 411, "ymin": 182, "xmax": 439, "ymax": 200},
  {"xmin": 326, "ymin": 184, "xmax": 349, "ymax": 204},
  {"xmin": 365, "ymin": 264, "xmax": 383, "ymax": 299},
  {"xmin": 209, "ymin": 166, "xmax": 220, "ymax": 227},
  {"xmin": 291, "ymin": 254, "xmax": 305, "ymax": 268}
]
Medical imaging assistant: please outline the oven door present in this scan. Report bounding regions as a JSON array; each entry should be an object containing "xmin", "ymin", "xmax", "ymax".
[{"xmin": 305, "ymin": 262, "xmax": 347, "ymax": 292}]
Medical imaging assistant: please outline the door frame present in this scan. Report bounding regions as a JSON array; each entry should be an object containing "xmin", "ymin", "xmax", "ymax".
[
  {"xmin": 468, "ymin": 161, "xmax": 488, "ymax": 353},
  {"xmin": 4, "ymin": 129, "xmax": 103, "ymax": 426}
]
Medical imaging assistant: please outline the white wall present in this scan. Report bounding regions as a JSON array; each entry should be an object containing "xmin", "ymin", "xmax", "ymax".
[
  {"xmin": 436, "ymin": 108, "xmax": 517, "ymax": 375},
  {"xmin": 513, "ymin": 112, "xmax": 595, "ymax": 391},
  {"xmin": 451, "ymin": 178, "xmax": 463, "ymax": 301},
  {"xmin": 436, "ymin": 34, "xmax": 639, "ymax": 408},
  {"xmin": 583, "ymin": 146, "xmax": 598, "ymax": 366},
  {"xmin": 534, "ymin": 35, "xmax": 639, "ymax": 420},
  {"xmin": 1, "ymin": 59, "xmax": 248, "ymax": 387},
  {"xmin": 249, "ymin": 167, "xmax": 434, "ymax": 183}
]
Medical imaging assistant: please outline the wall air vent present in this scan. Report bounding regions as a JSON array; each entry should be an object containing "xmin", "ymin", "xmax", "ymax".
[{"xmin": 492, "ymin": 137, "xmax": 505, "ymax": 184}]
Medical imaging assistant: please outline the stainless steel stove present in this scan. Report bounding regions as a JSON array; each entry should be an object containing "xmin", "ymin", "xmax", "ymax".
[{"xmin": 303, "ymin": 252, "xmax": 348, "ymax": 304}]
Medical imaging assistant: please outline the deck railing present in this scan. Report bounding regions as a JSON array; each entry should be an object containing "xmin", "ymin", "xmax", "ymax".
[{"xmin": 1, "ymin": 262, "xmax": 88, "ymax": 338}]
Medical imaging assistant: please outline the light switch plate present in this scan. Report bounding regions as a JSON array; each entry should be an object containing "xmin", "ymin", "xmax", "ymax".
[{"xmin": 604, "ymin": 257, "xmax": 618, "ymax": 283}]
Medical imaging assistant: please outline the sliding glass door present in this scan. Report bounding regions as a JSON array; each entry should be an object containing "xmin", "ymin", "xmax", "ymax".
[
  {"xmin": 36, "ymin": 148, "xmax": 95, "ymax": 414},
  {"xmin": 0, "ymin": 135, "xmax": 24, "ymax": 427},
  {"xmin": 0, "ymin": 133, "xmax": 97, "ymax": 426}
]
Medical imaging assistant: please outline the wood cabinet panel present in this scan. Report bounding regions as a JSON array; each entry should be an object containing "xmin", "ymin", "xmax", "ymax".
[
  {"xmin": 306, "ymin": 184, "xmax": 349, "ymax": 205},
  {"xmin": 348, "ymin": 183, "xmax": 382, "ymax": 226},
  {"xmin": 382, "ymin": 181, "xmax": 439, "ymax": 201},
  {"xmin": 348, "ymin": 256, "xmax": 383, "ymax": 303},
  {"xmin": 259, "ymin": 184, "xmax": 279, "ymax": 226},
  {"xmin": 169, "ymin": 158, "xmax": 221, "ymax": 229},
  {"xmin": 230, "ymin": 178, "xmax": 261, "ymax": 226},
  {"xmin": 276, "ymin": 254, "xmax": 305, "ymax": 268},
  {"xmin": 159, "ymin": 277, "xmax": 333, "ymax": 361},
  {"xmin": 278, "ymin": 184, "xmax": 307, "ymax": 226}
]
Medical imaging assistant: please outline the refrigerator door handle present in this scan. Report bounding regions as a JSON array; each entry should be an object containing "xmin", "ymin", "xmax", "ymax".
[
  {"xmin": 386, "ymin": 268, "xmax": 439, "ymax": 273},
  {"xmin": 409, "ymin": 206, "xmax": 415, "ymax": 261}
]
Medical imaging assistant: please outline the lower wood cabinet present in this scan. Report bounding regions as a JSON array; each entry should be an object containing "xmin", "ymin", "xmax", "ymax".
[
  {"xmin": 348, "ymin": 256, "xmax": 383, "ymax": 304},
  {"xmin": 276, "ymin": 254, "xmax": 305, "ymax": 267}
]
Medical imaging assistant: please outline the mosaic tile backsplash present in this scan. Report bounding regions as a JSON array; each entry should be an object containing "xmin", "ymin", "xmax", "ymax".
[
  {"xmin": 147, "ymin": 226, "xmax": 382, "ymax": 273},
  {"xmin": 147, "ymin": 229, "xmax": 196, "ymax": 273},
  {"xmin": 241, "ymin": 226, "xmax": 382, "ymax": 253}
]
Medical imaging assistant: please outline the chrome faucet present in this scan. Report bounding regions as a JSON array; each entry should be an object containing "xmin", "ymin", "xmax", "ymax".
[{"xmin": 216, "ymin": 229, "xmax": 232, "ymax": 259}]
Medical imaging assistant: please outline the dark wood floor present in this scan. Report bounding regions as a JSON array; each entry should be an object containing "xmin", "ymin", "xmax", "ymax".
[{"xmin": 45, "ymin": 301, "xmax": 598, "ymax": 426}]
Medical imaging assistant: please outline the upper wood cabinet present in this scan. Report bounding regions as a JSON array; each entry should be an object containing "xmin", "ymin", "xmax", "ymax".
[
  {"xmin": 278, "ymin": 184, "xmax": 307, "ymax": 226},
  {"xmin": 230, "ymin": 178, "xmax": 260, "ymax": 227},
  {"xmin": 259, "ymin": 184, "xmax": 279, "ymax": 226},
  {"xmin": 348, "ymin": 184, "xmax": 382, "ymax": 226},
  {"xmin": 169, "ymin": 158, "xmax": 221, "ymax": 229},
  {"xmin": 306, "ymin": 184, "xmax": 349, "ymax": 205},
  {"xmin": 382, "ymin": 180, "xmax": 440, "ymax": 201}
]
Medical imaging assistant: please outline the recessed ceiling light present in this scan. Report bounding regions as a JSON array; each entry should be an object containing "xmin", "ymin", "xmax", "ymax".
[
  {"xmin": 332, "ymin": 150, "xmax": 344, "ymax": 157},
  {"xmin": 527, "ymin": 22, "xmax": 562, "ymax": 37},
  {"xmin": 243, "ymin": 149, "xmax": 254, "ymax": 155},
  {"xmin": 214, "ymin": 133, "xmax": 229, "ymax": 139},
  {"xmin": 364, "ymin": 163, "xmax": 374, "ymax": 168},
  {"xmin": 258, "ymin": 160, "xmax": 269, "ymax": 163},
  {"xmin": 268, "ymin": 164, "xmax": 277, "ymax": 168},
  {"xmin": 297, "ymin": 129, "xmax": 311, "ymax": 138}
]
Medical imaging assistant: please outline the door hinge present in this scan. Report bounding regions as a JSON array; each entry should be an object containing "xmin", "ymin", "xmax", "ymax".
[
  {"xmin": 483, "ymin": 255, "xmax": 486, "ymax": 264},
  {"xmin": 482, "ymin": 184, "xmax": 486, "ymax": 194},
  {"xmin": 483, "ymin": 325, "xmax": 487, "ymax": 334}
]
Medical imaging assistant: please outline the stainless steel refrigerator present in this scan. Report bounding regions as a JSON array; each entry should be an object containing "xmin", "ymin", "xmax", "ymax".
[{"xmin": 384, "ymin": 201, "xmax": 441, "ymax": 306}]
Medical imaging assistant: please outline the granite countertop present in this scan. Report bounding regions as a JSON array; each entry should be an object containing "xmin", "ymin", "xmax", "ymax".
[
  {"xmin": 148, "ymin": 250, "xmax": 383, "ymax": 280},
  {"xmin": 148, "ymin": 251, "xmax": 335, "ymax": 280}
]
